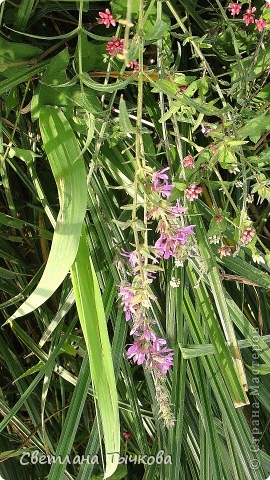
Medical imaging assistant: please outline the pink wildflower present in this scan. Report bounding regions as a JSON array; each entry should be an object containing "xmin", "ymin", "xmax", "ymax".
[
  {"xmin": 228, "ymin": 2, "xmax": 242, "ymax": 15},
  {"xmin": 123, "ymin": 432, "xmax": 131, "ymax": 439},
  {"xmin": 121, "ymin": 250, "xmax": 139, "ymax": 268},
  {"xmin": 243, "ymin": 7, "xmax": 256, "ymax": 26},
  {"xmin": 216, "ymin": 216, "xmax": 222, "ymax": 223},
  {"xmin": 183, "ymin": 155, "xmax": 195, "ymax": 169},
  {"xmin": 255, "ymin": 17, "xmax": 268, "ymax": 31},
  {"xmin": 154, "ymin": 226, "xmax": 195, "ymax": 260},
  {"xmin": 265, "ymin": 1, "xmax": 270, "ymax": 8},
  {"xmin": 106, "ymin": 37, "xmax": 124, "ymax": 56},
  {"xmin": 127, "ymin": 333, "xmax": 174, "ymax": 375},
  {"xmin": 152, "ymin": 167, "xmax": 174, "ymax": 198},
  {"xmin": 184, "ymin": 183, "xmax": 203, "ymax": 201},
  {"xmin": 98, "ymin": 9, "xmax": 116, "ymax": 28},
  {"xmin": 218, "ymin": 246, "xmax": 232, "ymax": 258},
  {"xmin": 119, "ymin": 284, "xmax": 135, "ymax": 321},
  {"xmin": 128, "ymin": 60, "xmax": 139, "ymax": 71},
  {"xmin": 241, "ymin": 227, "xmax": 255, "ymax": 244}
]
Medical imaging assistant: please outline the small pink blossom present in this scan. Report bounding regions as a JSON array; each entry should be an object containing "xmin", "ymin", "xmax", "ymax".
[
  {"xmin": 152, "ymin": 167, "xmax": 174, "ymax": 198},
  {"xmin": 218, "ymin": 246, "xmax": 232, "ymax": 258},
  {"xmin": 255, "ymin": 17, "xmax": 268, "ymax": 31},
  {"xmin": 127, "ymin": 333, "xmax": 174, "ymax": 375},
  {"xmin": 121, "ymin": 250, "xmax": 139, "ymax": 268},
  {"xmin": 241, "ymin": 227, "xmax": 255, "ymax": 244},
  {"xmin": 184, "ymin": 183, "xmax": 203, "ymax": 201},
  {"xmin": 216, "ymin": 216, "xmax": 222, "ymax": 223},
  {"xmin": 128, "ymin": 60, "xmax": 139, "ymax": 71},
  {"xmin": 106, "ymin": 37, "xmax": 124, "ymax": 56},
  {"xmin": 265, "ymin": 1, "xmax": 270, "ymax": 8},
  {"xmin": 228, "ymin": 2, "xmax": 242, "ymax": 15},
  {"xmin": 243, "ymin": 7, "xmax": 256, "ymax": 26},
  {"xmin": 123, "ymin": 432, "xmax": 131, "ymax": 439},
  {"xmin": 119, "ymin": 284, "xmax": 135, "ymax": 321},
  {"xmin": 210, "ymin": 143, "xmax": 218, "ymax": 154},
  {"xmin": 154, "ymin": 226, "xmax": 195, "ymax": 260},
  {"xmin": 183, "ymin": 155, "xmax": 195, "ymax": 169},
  {"xmin": 98, "ymin": 8, "xmax": 116, "ymax": 28}
]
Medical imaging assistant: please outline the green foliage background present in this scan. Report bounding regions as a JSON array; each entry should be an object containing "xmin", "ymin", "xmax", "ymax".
[{"xmin": 0, "ymin": 0, "xmax": 270, "ymax": 479}]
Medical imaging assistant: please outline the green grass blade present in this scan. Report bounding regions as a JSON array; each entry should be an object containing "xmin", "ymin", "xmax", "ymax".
[
  {"xmin": 70, "ymin": 227, "xmax": 120, "ymax": 479},
  {"xmin": 6, "ymin": 106, "xmax": 87, "ymax": 323}
]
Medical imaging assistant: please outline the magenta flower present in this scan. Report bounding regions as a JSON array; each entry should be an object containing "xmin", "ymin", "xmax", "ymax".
[
  {"xmin": 151, "ymin": 347, "xmax": 174, "ymax": 375},
  {"xmin": 255, "ymin": 17, "xmax": 268, "ymax": 31},
  {"xmin": 127, "ymin": 341, "xmax": 147, "ymax": 365},
  {"xmin": 152, "ymin": 167, "xmax": 174, "ymax": 198},
  {"xmin": 154, "ymin": 226, "xmax": 195, "ymax": 260},
  {"xmin": 228, "ymin": 3, "xmax": 242, "ymax": 15},
  {"xmin": 243, "ymin": 7, "xmax": 256, "ymax": 26},
  {"xmin": 127, "ymin": 333, "xmax": 174, "ymax": 374},
  {"xmin": 98, "ymin": 9, "xmax": 116, "ymax": 28},
  {"xmin": 119, "ymin": 284, "xmax": 135, "ymax": 321},
  {"xmin": 121, "ymin": 249, "xmax": 139, "ymax": 268},
  {"xmin": 106, "ymin": 37, "xmax": 124, "ymax": 56},
  {"xmin": 184, "ymin": 183, "xmax": 203, "ymax": 201}
]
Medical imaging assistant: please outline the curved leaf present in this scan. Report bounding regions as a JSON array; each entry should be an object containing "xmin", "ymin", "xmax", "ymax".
[{"xmin": 7, "ymin": 106, "xmax": 87, "ymax": 323}]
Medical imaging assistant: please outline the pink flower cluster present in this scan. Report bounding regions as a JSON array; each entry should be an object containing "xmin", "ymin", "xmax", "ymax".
[
  {"xmin": 184, "ymin": 183, "xmax": 203, "ymax": 201},
  {"xmin": 98, "ymin": 9, "xmax": 140, "ymax": 70},
  {"xmin": 228, "ymin": 3, "xmax": 268, "ymax": 30},
  {"xmin": 218, "ymin": 246, "xmax": 232, "ymax": 258},
  {"xmin": 154, "ymin": 225, "xmax": 195, "ymax": 260},
  {"xmin": 106, "ymin": 37, "xmax": 124, "ymax": 56},
  {"xmin": 241, "ymin": 226, "xmax": 255, "ymax": 244},
  {"xmin": 127, "ymin": 330, "xmax": 174, "ymax": 375},
  {"xmin": 98, "ymin": 8, "xmax": 116, "ymax": 28}
]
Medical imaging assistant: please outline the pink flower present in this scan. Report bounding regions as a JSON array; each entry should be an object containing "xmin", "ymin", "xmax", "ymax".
[
  {"xmin": 119, "ymin": 284, "xmax": 135, "ymax": 321},
  {"xmin": 255, "ymin": 17, "xmax": 268, "ymax": 31},
  {"xmin": 150, "ymin": 346, "xmax": 174, "ymax": 375},
  {"xmin": 228, "ymin": 2, "xmax": 242, "ymax": 15},
  {"xmin": 128, "ymin": 60, "xmax": 139, "ymax": 71},
  {"xmin": 184, "ymin": 183, "xmax": 203, "ymax": 201},
  {"xmin": 127, "ymin": 333, "xmax": 174, "ymax": 374},
  {"xmin": 218, "ymin": 246, "xmax": 232, "ymax": 258},
  {"xmin": 241, "ymin": 227, "xmax": 255, "ymax": 244},
  {"xmin": 243, "ymin": 7, "xmax": 256, "ymax": 26},
  {"xmin": 216, "ymin": 216, "xmax": 222, "ymax": 223},
  {"xmin": 265, "ymin": 1, "xmax": 270, "ymax": 8},
  {"xmin": 98, "ymin": 8, "xmax": 116, "ymax": 28},
  {"xmin": 152, "ymin": 167, "xmax": 174, "ymax": 198},
  {"xmin": 121, "ymin": 250, "xmax": 139, "ymax": 268},
  {"xmin": 154, "ymin": 226, "xmax": 195, "ymax": 260},
  {"xmin": 106, "ymin": 37, "xmax": 124, "ymax": 56},
  {"xmin": 183, "ymin": 155, "xmax": 195, "ymax": 169}
]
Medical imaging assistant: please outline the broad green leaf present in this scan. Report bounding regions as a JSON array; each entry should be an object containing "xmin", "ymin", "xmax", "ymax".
[
  {"xmin": 71, "ymin": 227, "xmax": 120, "ymax": 479},
  {"xmin": 0, "ymin": 36, "xmax": 42, "ymax": 73},
  {"xmin": 119, "ymin": 96, "xmax": 135, "ymax": 134},
  {"xmin": 6, "ymin": 107, "xmax": 87, "ymax": 323}
]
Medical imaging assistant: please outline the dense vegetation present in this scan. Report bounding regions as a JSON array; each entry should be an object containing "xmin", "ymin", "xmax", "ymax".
[{"xmin": 0, "ymin": 0, "xmax": 270, "ymax": 479}]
